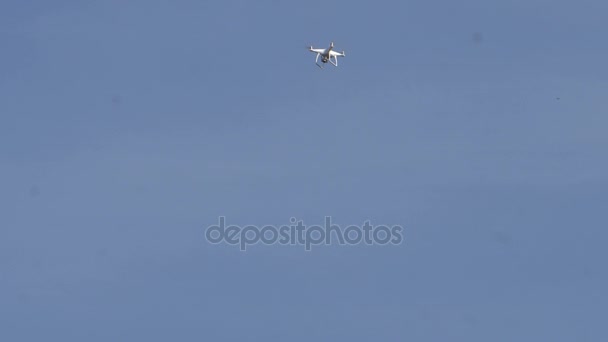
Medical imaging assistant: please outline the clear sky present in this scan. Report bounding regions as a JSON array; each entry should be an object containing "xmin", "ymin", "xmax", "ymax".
[{"xmin": 1, "ymin": 0, "xmax": 607, "ymax": 340}]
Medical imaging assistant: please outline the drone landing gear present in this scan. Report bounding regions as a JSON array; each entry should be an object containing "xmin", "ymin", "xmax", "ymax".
[{"xmin": 315, "ymin": 53, "xmax": 325, "ymax": 69}]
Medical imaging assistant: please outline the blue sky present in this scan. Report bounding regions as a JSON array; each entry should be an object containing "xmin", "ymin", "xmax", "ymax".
[{"xmin": 1, "ymin": 0, "xmax": 607, "ymax": 340}]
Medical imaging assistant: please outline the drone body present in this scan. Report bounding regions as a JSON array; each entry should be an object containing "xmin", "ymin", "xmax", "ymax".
[{"xmin": 308, "ymin": 42, "xmax": 345, "ymax": 68}]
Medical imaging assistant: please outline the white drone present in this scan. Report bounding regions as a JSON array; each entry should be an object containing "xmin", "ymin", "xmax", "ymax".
[{"xmin": 308, "ymin": 42, "xmax": 345, "ymax": 68}]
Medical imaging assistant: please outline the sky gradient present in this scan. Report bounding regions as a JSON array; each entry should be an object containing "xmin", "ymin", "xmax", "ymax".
[{"xmin": 1, "ymin": 0, "xmax": 607, "ymax": 340}]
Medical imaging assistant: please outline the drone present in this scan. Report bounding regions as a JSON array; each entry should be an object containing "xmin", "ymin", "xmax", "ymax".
[{"xmin": 308, "ymin": 42, "xmax": 345, "ymax": 68}]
